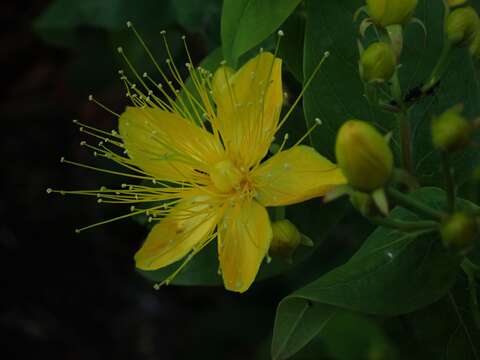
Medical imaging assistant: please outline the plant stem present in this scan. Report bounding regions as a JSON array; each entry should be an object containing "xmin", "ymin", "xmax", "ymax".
[
  {"xmin": 422, "ymin": 40, "xmax": 453, "ymax": 93},
  {"xmin": 378, "ymin": 26, "xmax": 415, "ymax": 175},
  {"xmin": 386, "ymin": 187, "xmax": 445, "ymax": 221},
  {"xmin": 441, "ymin": 152, "xmax": 456, "ymax": 213},
  {"xmin": 397, "ymin": 111, "xmax": 414, "ymax": 175},
  {"xmin": 370, "ymin": 217, "xmax": 438, "ymax": 232}
]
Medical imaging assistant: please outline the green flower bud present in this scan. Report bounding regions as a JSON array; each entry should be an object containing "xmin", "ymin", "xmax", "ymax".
[
  {"xmin": 431, "ymin": 105, "xmax": 472, "ymax": 152},
  {"xmin": 447, "ymin": 0, "xmax": 468, "ymax": 7},
  {"xmin": 366, "ymin": 0, "xmax": 418, "ymax": 27},
  {"xmin": 360, "ymin": 42, "xmax": 397, "ymax": 83},
  {"xmin": 269, "ymin": 220, "xmax": 302, "ymax": 260},
  {"xmin": 350, "ymin": 191, "xmax": 380, "ymax": 217},
  {"xmin": 335, "ymin": 120, "xmax": 393, "ymax": 192},
  {"xmin": 445, "ymin": 7, "xmax": 480, "ymax": 47},
  {"xmin": 441, "ymin": 212, "xmax": 478, "ymax": 253}
]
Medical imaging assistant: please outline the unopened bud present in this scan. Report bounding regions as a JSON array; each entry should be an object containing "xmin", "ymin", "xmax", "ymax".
[
  {"xmin": 431, "ymin": 105, "xmax": 472, "ymax": 152},
  {"xmin": 441, "ymin": 212, "xmax": 478, "ymax": 254},
  {"xmin": 269, "ymin": 220, "xmax": 307, "ymax": 260},
  {"xmin": 335, "ymin": 120, "xmax": 393, "ymax": 192},
  {"xmin": 360, "ymin": 42, "xmax": 396, "ymax": 83},
  {"xmin": 366, "ymin": 0, "xmax": 418, "ymax": 27},
  {"xmin": 445, "ymin": 7, "xmax": 480, "ymax": 47}
]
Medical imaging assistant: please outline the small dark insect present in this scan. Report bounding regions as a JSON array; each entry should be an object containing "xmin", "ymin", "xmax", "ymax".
[{"xmin": 389, "ymin": 80, "xmax": 441, "ymax": 108}]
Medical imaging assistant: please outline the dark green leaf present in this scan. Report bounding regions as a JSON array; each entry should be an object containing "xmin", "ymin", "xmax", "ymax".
[
  {"xmin": 271, "ymin": 187, "xmax": 470, "ymax": 360},
  {"xmin": 221, "ymin": 0, "xmax": 302, "ymax": 67},
  {"xmin": 404, "ymin": 275, "xmax": 480, "ymax": 360}
]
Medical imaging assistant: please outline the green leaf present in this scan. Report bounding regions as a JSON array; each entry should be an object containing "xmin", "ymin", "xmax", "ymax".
[
  {"xmin": 137, "ymin": 199, "xmax": 346, "ymax": 287},
  {"xmin": 302, "ymin": 0, "xmax": 480, "ymax": 185},
  {"xmin": 322, "ymin": 312, "xmax": 397, "ymax": 360},
  {"xmin": 303, "ymin": 0, "xmax": 382, "ymax": 161},
  {"xmin": 403, "ymin": 275, "xmax": 480, "ymax": 359},
  {"xmin": 221, "ymin": 0, "xmax": 302, "ymax": 67},
  {"xmin": 271, "ymin": 187, "xmax": 470, "ymax": 360}
]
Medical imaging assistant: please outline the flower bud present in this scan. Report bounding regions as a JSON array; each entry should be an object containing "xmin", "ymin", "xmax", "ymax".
[
  {"xmin": 269, "ymin": 220, "xmax": 304, "ymax": 260},
  {"xmin": 441, "ymin": 212, "xmax": 478, "ymax": 253},
  {"xmin": 447, "ymin": 0, "xmax": 468, "ymax": 7},
  {"xmin": 445, "ymin": 7, "xmax": 480, "ymax": 47},
  {"xmin": 366, "ymin": 0, "xmax": 418, "ymax": 27},
  {"xmin": 360, "ymin": 42, "xmax": 396, "ymax": 83},
  {"xmin": 335, "ymin": 120, "xmax": 393, "ymax": 192},
  {"xmin": 431, "ymin": 105, "xmax": 472, "ymax": 152}
]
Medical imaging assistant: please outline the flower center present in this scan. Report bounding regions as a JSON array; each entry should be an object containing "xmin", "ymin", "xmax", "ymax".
[{"xmin": 210, "ymin": 160, "xmax": 243, "ymax": 193}]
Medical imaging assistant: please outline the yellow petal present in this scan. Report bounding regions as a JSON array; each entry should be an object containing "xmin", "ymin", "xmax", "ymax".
[
  {"xmin": 119, "ymin": 106, "xmax": 224, "ymax": 181},
  {"xmin": 212, "ymin": 52, "xmax": 282, "ymax": 167},
  {"xmin": 252, "ymin": 145, "xmax": 346, "ymax": 207},
  {"xmin": 218, "ymin": 199, "xmax": 272, "ymax": 293},
  {"xmin": 135, "ymin": 192, "xmax": 220, "ymax": 270}
]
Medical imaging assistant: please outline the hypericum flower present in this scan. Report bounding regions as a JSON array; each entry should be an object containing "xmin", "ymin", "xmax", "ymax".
[{"xmin": 48, "ymin": 24, "xmax": 345, "ymax": 293}]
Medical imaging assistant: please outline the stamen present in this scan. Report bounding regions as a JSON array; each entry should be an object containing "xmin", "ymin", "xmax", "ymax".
[
  {"xmin": 293, "ymin": 117, "xmax": 323, "ymax": 147},
  {"xmin": 88, "ymin": 95, "xmax": 120, "ymax": 117},
  {"xmin": 277, "ymin": 51, "xmax": 330, "ymax": 131}
]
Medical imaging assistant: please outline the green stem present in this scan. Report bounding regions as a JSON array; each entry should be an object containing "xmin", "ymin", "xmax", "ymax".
[
  {"xmin": 441, "ymin": 152, "xmax": 456, "ymax": 213},
  {"xmin": 370, "ymin": 217, "xmax": 438, "ymax": 232},
  {"xmin": 397, "ymin": 111, "xmax": 414, "ymax": 175},
  {"xmin": 377, "ymin": 26, "xmax": 415, "ymax": 175},
  {"xmin": 386, "ymin": 187, "xmax": 445, "ymax": 221},
  {"xmin": 422, "ymin": 40, "xmax": 453, "ymax": 93},
  {"xmin": 461, "ymin": 259, "xmax": 480, "ymax": 329}
]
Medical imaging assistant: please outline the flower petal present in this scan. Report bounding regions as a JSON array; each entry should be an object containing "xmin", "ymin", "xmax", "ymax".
[
  {"xmin": 252, "ymin": 145, "xmax": 346, "ymax": 207},
  {"xmin": 135, "ymin": 192, "xmax": 220, "ymax": 271},
  {"xmin": 119, "ymin": 106, "xmax": 224, "ymax": 181},
  {"xmin": 218, "ymin": 199, "xmax": 272, "ymax": 293},
  {"xmin": 212, "ymin": 52, "xmax": 283, "ymax": 167}
]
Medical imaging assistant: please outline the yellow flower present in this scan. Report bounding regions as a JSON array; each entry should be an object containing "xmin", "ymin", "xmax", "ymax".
[{"xmin": 50, "ymin": 30, "xmax": 345, "ymax": 293}]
